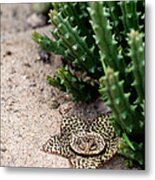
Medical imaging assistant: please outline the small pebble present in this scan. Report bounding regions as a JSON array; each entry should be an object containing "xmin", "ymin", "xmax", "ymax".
[
  {"xmin": 38, "ymin": 49, "xmax": 51, "ymax": 64},
  {"xmin": 3, "ymin": 51, "xmax": 12, "ymax": 57},
  {"xmin": 23, "ymin": 63, "xmax": 31, "ymax": 68},
  {"xmin": 27, "ymin": 13, "xmax": 46, "ymax": 28},
  {"xmin": 1, "ymin": 148, "xmax": 7, "ymax": 153}
]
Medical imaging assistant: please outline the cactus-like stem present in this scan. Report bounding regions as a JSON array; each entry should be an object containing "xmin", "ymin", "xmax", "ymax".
[
  {"xmin": 99, "ymin": 67, "xmax": 142, "ymax": 136},
  {"xmin": 128, "ymin": 30, "xmax": 144, "ymax": 102},
  {"xmin": 47, "ymin": 67, "xmax": 98, "ymax": 102},
  {"xmin": 106, "ymin": 1, "xmax": 121, "ymax": 33},
  {"xmin": 52, "ymin": 2, "xmax": 94, "ymax": 44},
  {"xmin": 119, "ymin": 0, "xmax": 139, "ymax": 34},
  {"xmin": 106, "ymin": 1, "xmax": 125, "ymax": 46},
  {"xmin": 49, "ymin": 10, "xmax": 98, "ymax": 75},
  {"xmin": 88, "ymin": 2, "xmax": 125, "ymax": 75},
  {"xmin": 32, "ymin": 32, "xmax": 64, "ymax": 55},
  {"xmin": 118, "ymin": 135, "xmax": 144, "ymax": 166}
]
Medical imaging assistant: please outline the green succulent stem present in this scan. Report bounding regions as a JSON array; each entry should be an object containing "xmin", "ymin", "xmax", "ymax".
[
  {"xmin": 122, "ymin": 133, "xmax": 135, "ymax": 151},
  {"xmin": 88, "ymin": 2, "xmax": 125, "ymax": 75},
  {"xmin": 32, "ymin": 32, "xmax": 64, "ymax": 55},
  {"xmin": 128, "ymin": 30, "xmax": 145, "ymax": 102},
  {"xmin": 119, "ymin": 0, "xmax": 139, "ymax": 34},
  {"xmin": 100, "ymin": 67, "xmax": 142, "ymax": 136},
  {"xmin": 49, "ymin": 10, "xmax": 98, "ymax": 76},
  {"xmin": 47, "ymin": 67, "xmax": 98, "ymax": 102},
  {"xmin": 118, "ymin": 136, "xmax": 144, "ymax": 166}
]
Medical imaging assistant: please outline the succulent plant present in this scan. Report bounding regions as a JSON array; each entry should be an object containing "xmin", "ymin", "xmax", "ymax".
[
  {"xmin": 88, "ymin": 1, "xmax": 144, "ymax": 166},
  {"xmin": 47, "ymin": 66, "xmax": 99, "ymax": 102},
  {"xmin": 32, "ymin": 0, "xmax": 145, "ymax": 167},
  {"xmin": 33, "ymin": 2, "xmax": 102, "ymax": 102}
]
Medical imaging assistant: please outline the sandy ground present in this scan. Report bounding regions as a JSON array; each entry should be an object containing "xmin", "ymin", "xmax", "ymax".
[{"xmin": 0, "ymin": 4, "xmax": 133, "ymax": 169}]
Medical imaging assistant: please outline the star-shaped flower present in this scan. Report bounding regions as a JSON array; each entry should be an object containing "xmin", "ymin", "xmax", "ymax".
[{"xmin": 42, "ymin": 114, "xmax": 119, "ymax": 169}]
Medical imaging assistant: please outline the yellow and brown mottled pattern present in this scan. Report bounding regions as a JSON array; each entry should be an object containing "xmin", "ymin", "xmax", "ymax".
[{"xmin": 42, "ymin": 114, "xmax": 119, "ymax": 169}]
